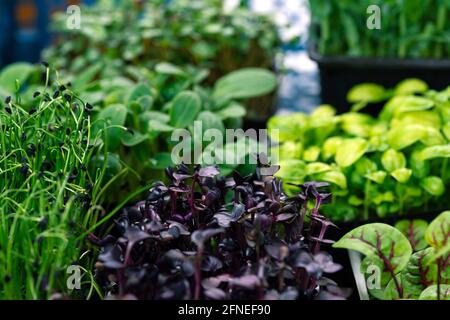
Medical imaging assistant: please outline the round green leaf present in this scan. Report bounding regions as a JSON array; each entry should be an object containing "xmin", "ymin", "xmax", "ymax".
[
  {"xmin": 392, "ymin": 96, "xmax": 434, "ymax": 116},
  {"xmin": 381, "ymin": 149, "xmax": 406, "ymax": 172},
  {"xmin": 322, "ymin": 137, "xmax": 343, "ymax": 160},
  {"xmin": 347, "ymin": 83, "xmax": 386, "ymax": 103},
  {"xmin": 420, "ymin": 176, "xmax": 445, "ymax": 196},
  {"xmin": 390, "ymin": 168, "xmax": 412, "ymax": 183},
  {"xmin": 394, "ymin": 78, "xmax": 428, "ymax": 95},
  {"xmin": 303, "ymin": 146, "xmax": 321, "ymax": 162}
]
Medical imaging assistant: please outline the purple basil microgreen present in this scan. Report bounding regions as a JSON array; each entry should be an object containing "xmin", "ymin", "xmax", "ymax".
[{"xmin": 94, "ymin": 163, "xmax": 344, "ymax": 300}]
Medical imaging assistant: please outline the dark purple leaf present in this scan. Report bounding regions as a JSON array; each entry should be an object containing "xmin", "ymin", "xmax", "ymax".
[
  {"xmin": 201, "ymin": 255, "xmax": 223, "ymax": 272},
  {"xmin": 94, "ymin": 163, "xmax": 344, "ymax": 300},
  {"xmin": 204, "ymin": 287, "xmax": 226, "ymax": 300},
  {"xmin": 314, "ymin": 252, "xmax": 342, "ymax": 273},
  {"xmin": 198, "ymin": 166, "xmax": 220, "ymax": 178},
  {"xmin": 191, "ymin": 228, "xmax": 224, "ymax": 249},
  {"xmin": 202, "ymin": 274, "xmax": 231, "ymax": 289},
  {"xmin": 276, "ymin": 213, "xmax": 295, "ymax": 222},
  {"xmin": 229, "ymin": 275, "xmax": 261, "ymax": 290},
  {"xmin": 265, "ymin": 240, "xmax": 289, "ymax": 261}
]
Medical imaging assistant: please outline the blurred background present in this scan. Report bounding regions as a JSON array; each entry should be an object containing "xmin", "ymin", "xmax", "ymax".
[{"xmin": 0, "ymin": 0, "xmax": 320, "ymax": 113}]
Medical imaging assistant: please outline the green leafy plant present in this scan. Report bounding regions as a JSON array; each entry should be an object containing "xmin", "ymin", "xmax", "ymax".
[
  {"xmin": 44, "ymin": 0, "xmax": 286, "ymax": 122},
  {"xmin": 334, "ymin": 211, "xmax": 450, "ymax": 300},
  {"xmin": 78, "ymin": 63, "xmax": 276, "ymax": 200},
  {"xmin": 0, "ymin": 64, "xmax": 127, "ymax": 299},
  {"xmin": 309, "ymin": 0, "xmax": 449, "ymax": 59},
  {"xmin": 268, "ymin": 79, "xmax": 450, "ymax": 221}
]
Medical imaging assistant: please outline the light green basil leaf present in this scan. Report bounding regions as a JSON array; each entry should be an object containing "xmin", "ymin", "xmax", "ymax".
[
  {"xmin": 275, "ymin": 159, "xmax": 306, "ymax": 182},
  {"xmin": 303, "ymin": 146, "xmax": 321, "ymax": 162},
  {"xmin": 322, "ymin": 137, "xmax": 343, "ymax": 160},
  {"xmin": 311, "ymin": 104, "xmax": 336, "ymax": 118},
  {"xmin": 314, "ymin": 170, "xmax": 347, "ymax": 189},
  {"xmin": 420, "ymin": 127, "xmax": 446, "ymax": 146},
  {"xmin": 355, "ymin": 157, "xmax": 378, "ymax": 174},
  {"xmin": 305, "ymin": 162, "xmax": 332, "ymax": 175},
  {"xmin": 364, "ymin": 171, "xmax": 387, "ymax": 184},
  {"xmin": 391, "ymin": 110, "xmax": 440, "ymax": 129},
  {"xmin": 339, "ymin": 113, "xmax": 373, "ymax": 137},
  {"xmin": 419, "ymin": 145, "xmax": 450, "ymax": 161},
  {"xmin": 390, "ymin": 168, "xmax": 412, "ymax": 183},
  {"xmin": 267, "ymin": 113, "xmax": 306, "ymax": 143},
  {"xmin": 349, "ymin": 195, "xmax": 364, "ymax": 206},
  {"xmin": 272, "ymin": 141, "xmax": 302, "ymax": 162},
  {"xmin": 335, "ymin": 138, "xmax": 368, "ymax": 167},
  {"xmin": 381, "ymin": 149, "xmax": 406, "ymax": 172},
  {"xmin": 386, "ymin": 125, "xmax": 426, "ymax": 150},
  {"xmin": 410, "ymin": 149, "xmax": 430, "ymax": 178},
  {"xmin": 443, "ymin": 122, "xmax": 450, "ymax": 141},
  {"xmin": 392, "ymin": 96, "xmax": 434, "ymax": 116}
]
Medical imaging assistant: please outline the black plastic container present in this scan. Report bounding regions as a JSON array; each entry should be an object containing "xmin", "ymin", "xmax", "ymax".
[{"xmin": 308, "ymin": 45, "xmax": 450, "ymax": 114}]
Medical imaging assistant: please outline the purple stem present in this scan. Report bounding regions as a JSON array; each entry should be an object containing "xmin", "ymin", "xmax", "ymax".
[{"xmin": 194, "ymin": 247, "xmax": 203, "ymax": 300}]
